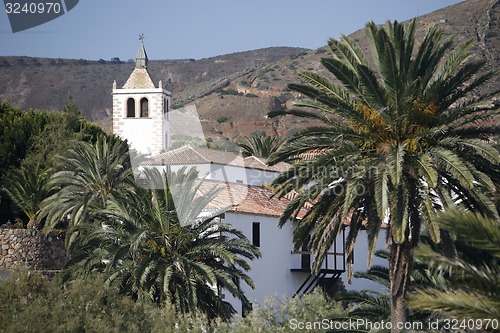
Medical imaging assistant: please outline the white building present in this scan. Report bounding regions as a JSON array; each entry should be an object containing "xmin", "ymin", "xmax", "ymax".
[
  {"xmin": 112, "ymin": 39, "xmax": 172, "ymax": 156},
  {"xmin": 113, "ymin": 42, "xmax": 387, "ymax": 315}
]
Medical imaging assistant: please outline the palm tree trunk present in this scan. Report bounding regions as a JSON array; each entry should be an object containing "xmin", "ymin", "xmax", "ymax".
[
  {"xmin": 389, "ymin": 239, "xmax": 412, "ymax": 333},
  {"xmin": 27, "ymin": 219, "xmax": 37, "ymax": 230}
]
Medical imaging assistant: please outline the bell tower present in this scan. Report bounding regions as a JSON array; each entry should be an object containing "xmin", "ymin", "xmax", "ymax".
[{"xmin": 112, "ymin": 35, "xmax": 171, "ymax": 156}]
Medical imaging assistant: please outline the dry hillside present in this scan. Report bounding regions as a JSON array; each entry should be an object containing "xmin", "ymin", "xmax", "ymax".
[{"xmin": 0, "ymin": 0, "xmax": 498, "ymax": 144}]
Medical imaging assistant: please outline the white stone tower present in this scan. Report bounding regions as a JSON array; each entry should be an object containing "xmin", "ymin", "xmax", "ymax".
[{"xmin": 112, "ymin": 36, "xmax": 172, "ymax": 156}]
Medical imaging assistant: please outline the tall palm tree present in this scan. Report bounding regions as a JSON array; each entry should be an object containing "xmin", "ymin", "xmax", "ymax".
[
  {"xmin": 1, "ymin": 163, "xmax": 50, "ymax": 229},
  {"xmin": 268, "ymin": 20, "xmax": 499, "ymax": 330},
  {"xmin": 410, "ymin": 209, "xmax": 500, "ymax": 325},
  {"xmin": 67, "ymin": 167, "xmax": 260, "ymax": 320},
  {"xmin": 39, "ymin": 135, "xmax": 134, "ymax": 242},
  {"xmin": 239, "ymin": 135, "xmax": 284, "ymax": 158},
  {"xmin": 336, "ymin": 250, "xmax": 446, "ymax": 332}
]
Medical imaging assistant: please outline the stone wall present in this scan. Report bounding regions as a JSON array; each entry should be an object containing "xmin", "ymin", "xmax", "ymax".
[{"xmin": 0, "ymin": 229, "xmax": 67, "ymax": 270}]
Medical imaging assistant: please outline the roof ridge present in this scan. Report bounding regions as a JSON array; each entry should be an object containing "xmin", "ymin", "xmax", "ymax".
[
  {"xmin": 188, "ymin": 146, "xmax": 212, "ymax": 163},
  {"xmin": 245, "ymin": 155, "xmax": 268, "ymax": 166}
]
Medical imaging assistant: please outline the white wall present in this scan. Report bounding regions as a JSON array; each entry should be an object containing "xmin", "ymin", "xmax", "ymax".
[
  {"xmin": 112, "ymin": 88, "xmax": 171, "ymax": 156},
  {"xmin": 222, "ymin": 212, "xmax": 308, "ymax": 315},
  {"xmin": 221, "ymin": 214, "xmax": 388, "ymax": 314},
  {"xmin": 152, "ymin": 163, "xmax": 280, "ymax": 186},
  {"xmin": 346, "ymin": 229, "xmax": 388, "ymax": 292}
]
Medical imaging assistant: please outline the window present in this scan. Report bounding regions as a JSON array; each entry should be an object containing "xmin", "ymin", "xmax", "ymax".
[
  {"xmin": 140, "ymin": 97, "xmax": 149, "ymax": 117},
  {"xmin": 163, "ymin": 97, "xmax": 169, "ymax": 114},
  {"xmin": 126, "ymin": 98, "xmax": 135, "ymax": 117},
  {"xmin": 301, "ymin": 242, "xmax": 311, "ymax": 270},
  {"xmin": 252, "ymin": 222, "xmax": 260, "ymax": 247},
  {"xmin": 301, "ymin": 235, "xmax": 311, "ymax": 270}
]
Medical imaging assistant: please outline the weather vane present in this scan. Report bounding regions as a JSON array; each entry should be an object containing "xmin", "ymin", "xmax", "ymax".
[{"xmin": 139, "ymin": 34, "xmax": 145, "ymax": 43}]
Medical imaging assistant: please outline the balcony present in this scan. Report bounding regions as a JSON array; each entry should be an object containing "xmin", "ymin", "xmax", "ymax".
[{"xmin": 291, "ymin": 229, "xmax": 346, "ymax": 296}]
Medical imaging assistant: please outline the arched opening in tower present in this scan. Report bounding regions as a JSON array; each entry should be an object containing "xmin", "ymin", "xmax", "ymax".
[
  {"xmin": 140, "ymin": 97, "xmax": 149, "ymax": 117},
  {"xmin": 127, "ymin": 98, "xmax": 135, "ymax": 118}
]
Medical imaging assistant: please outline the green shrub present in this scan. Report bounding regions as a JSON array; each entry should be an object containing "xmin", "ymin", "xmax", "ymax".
[
  {"xmin": 223, "ymin": 88, "xmax": 239, "ymax": 95},
  {"xmin": 217, "ymin": 116, "xmax": 229, "ymax": 123},
  {"xmin": 219, "ymin": 291, "xmax": 349, "ymax": 332},
  {"xmin": 0, "ymin": 270, "xmax": 215, "ymax": 333},
  {"xmin": 0, "ymin": 271, "xmax": 348, "ymax": 333}
]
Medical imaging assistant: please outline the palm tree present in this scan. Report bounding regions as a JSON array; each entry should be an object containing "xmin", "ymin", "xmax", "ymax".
[
  {"xmin": 239, "ymin": 135, "xmax": 284, "ymax": 158},
  {"xmin": 67, "ymin": 167, "xmax": 260, "ymax": 320},
  {"xmin": 1, "ymin": 163, "xmax": 51, "ymax": 229},
  {"xmin": 337, "ymin": 250, "xmax": 446, "ymax": 332},
  {"xmin": 410, "ymin": 209, "xmax": 500, "ymax": 325},
  {"xmin": 39, "ymin": 135, "xmax": 134, "ymax": 242},
  {"xmin": 268, "ymin": 20, "xmax": 499, "ymax": 330}
]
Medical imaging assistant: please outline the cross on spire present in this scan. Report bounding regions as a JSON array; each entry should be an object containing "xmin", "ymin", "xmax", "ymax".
[{"xmin": 136, "ymin": 34, "xmax": 148, "ymax": 68}]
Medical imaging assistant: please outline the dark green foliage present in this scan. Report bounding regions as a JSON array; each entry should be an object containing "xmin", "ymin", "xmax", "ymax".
[
  {"xmin": 224, "ymin": 88, "xmax": 239, "ymax": 95},
  {"xmin": 0, "ymin": 270, "xmax": 215, "ymax": 333},
  {"xmin": 0, "ymin": 99, "xmax": 105, "ymax": 176},
  {"xmin": 0, "ymin": 270, "xmax": 349, "ymax": 333},
  {"xmin": 0, "ymin": 102, "xmax": 50, "ymax": 176},
  {"xmin": 1, "ymin": 163, "xmax": 51, "ymax": 229},
  {"xmin": 410, "ymin": 209, "xmax": 500, "ymax": 323},
  {"xmin": 40, "ymin": 135, "xmax": 134, "ymax": 236},
  {"xmin": 39, "ymin": 136, "xmax": 259, "ymax": 320},
  {"xmin": 268, "ymin": 19, "xmax": 499, "ymax": 327},
  {"xmin": 65, "ymin": 167, "xmax": 260, "ymax": 320},
  {"xmin": 239, "ymin": 135, "xmax": 284, "ymax": 158},
  {"xmin": 0, "ymin": 100, "xmax": 107, "ymax": 224}
]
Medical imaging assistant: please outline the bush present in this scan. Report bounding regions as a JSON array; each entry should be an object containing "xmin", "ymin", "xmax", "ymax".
[
  {"xmin": 223, "ymin": 88, "xmax": 239, "ymax": 95},
  {"xmin": 0, "ymin": 270, "xmax": 216, "ymax": 333},
  {"xmin": 217, "ymin": 116, "xmax": 228, "ymax": 123},
  {"xmin": 0, "ymin": 271, "xmax": 349, "ymax": 332},
  {"xmin": 218, "ymin": 291, "xmax": 349, "ymax": 332}
]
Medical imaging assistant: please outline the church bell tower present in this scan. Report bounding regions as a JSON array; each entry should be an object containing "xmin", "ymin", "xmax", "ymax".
[{"xmin": 112, "ymin": 35, "xmax": 171, "ymax": 156}]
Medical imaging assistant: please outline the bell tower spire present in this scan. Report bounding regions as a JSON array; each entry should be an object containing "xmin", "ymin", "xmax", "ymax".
[
  {"xmin": 112, "ymin": 36, "xmax": 172, "ymax": 156},
  {"xmin": 136, "ymin": 34, "xmax": 148, "ymax": 68}
]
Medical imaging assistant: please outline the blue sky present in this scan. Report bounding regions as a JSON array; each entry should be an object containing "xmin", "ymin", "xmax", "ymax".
[{"xmin": 1, "ymin": 0, "xmax": 464, "ymax": 60}]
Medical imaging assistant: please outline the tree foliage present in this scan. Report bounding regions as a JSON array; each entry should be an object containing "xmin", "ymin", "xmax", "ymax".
[
  {"xmin": 40, "ymin": 135, "xmax": 134, "ymax": 239},
  {"xmin": 0, "ymin": 99, "xmax": 106, "ymax": 224},
  {"xmin": 268, "ymin": 19, "xmax": 499, "ymax": 328},
  {"xmin": 410, "ymin": 209, "xmax": 500, "ymax": 324},
  {"xmin": 39, "ymin": 135, "xmax": 260, "ymax": 320},
  {"xmin": 1, "ymin": 163, "xmax": 51, "ymax": 229},
  {"xmin": 0, "ymin": 270, "xmax": 348, "ymax": 333},
  {"xmin": 65, "ymin": 167, "xmax": 260, "ymax": 320},
  {"xmin": 239, "ymin": 135, "xmax": 284, "ymax": 158}
]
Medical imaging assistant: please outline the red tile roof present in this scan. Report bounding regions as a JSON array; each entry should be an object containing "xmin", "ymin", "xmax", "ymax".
[
  {"xmin": 198, "ymin": 180, "xmax": 302, "ymax": 218},
  {"xmin": 142, "ymin": 146, "xmax": 289, "ymax": 172}
]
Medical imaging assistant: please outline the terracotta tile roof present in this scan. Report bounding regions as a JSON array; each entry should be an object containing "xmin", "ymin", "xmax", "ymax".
[
  {"xmin": 143, "ymin": 146, "xmax": 238, "ymax": 166},
  {"xmin": 198, "ymin": 180, "xmax": 301, "ymax": 218},
  {"xmin": 142, "ymin": 146, "xmax": 290, "ymax": 173},
  {"xmin": 243, "ymin": 155, "xmax": 290, "ymax": 172}
]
